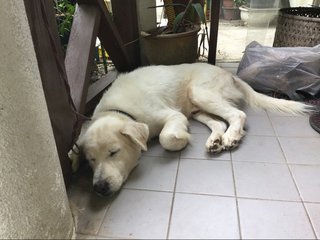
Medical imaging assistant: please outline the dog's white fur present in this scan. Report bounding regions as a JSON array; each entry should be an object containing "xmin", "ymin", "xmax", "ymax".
[{"xmin": 70, "ymin": 63, "xmax": 311, "ymax": 196}]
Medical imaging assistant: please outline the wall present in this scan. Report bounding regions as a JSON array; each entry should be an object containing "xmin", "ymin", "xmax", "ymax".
[{"xmin": 0, "ymin": 1, "xmax": 75, "ymax": 238}]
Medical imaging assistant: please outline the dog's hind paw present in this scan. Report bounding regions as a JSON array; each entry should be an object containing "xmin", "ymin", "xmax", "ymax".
[
  {"xmin": 222, "ymin": 135, "xmax": 241, "ymax": 150},
  {"xmin": 206, "ymin": 136, "xmax": 223, "ymax": 154},
  {"xmin": 224, "ymin": 140, "xmax": 240, "ymax": 150}
]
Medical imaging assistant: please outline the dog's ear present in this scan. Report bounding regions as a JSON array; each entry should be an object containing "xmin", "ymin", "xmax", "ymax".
[{"xmin": 121, "ymin": 122, "xmax": 149, "ymax": 151}]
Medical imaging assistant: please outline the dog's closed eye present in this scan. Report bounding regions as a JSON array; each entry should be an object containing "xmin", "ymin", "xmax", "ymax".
[{"xmin": 109, "ymin": 149, "xmax": 120, "ymax": 157}]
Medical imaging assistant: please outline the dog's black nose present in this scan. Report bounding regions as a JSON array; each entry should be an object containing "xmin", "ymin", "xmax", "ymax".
[{"xmin": 93, "ymin": 180, "xmax": 111, "ymax": 196}]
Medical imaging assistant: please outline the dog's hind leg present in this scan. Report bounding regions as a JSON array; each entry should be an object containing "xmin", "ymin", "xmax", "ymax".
[
  {"xmin": 192, "ymin": 111, "xmax": 227, "ymax": 153},
  {"xmin": 159, "ymin": 111, "xmax": 190, "ymax": 151},
  {"xmin": 190, "ymin": 90, "xmax": 246, "ymax": 150}
]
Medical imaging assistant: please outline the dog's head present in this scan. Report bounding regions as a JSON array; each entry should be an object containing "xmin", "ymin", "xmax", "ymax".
[{"xmin": 76, "ymin": 115, "xmax": 149, "ymax": 196}]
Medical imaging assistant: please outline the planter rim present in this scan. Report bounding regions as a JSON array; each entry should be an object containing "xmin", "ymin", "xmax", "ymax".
[
  {"xmin": 239, "ymin": 6, "xmax": 280, "ymax": 11},
  {"xmin": 222, "ymin": 6, "xmax": 239, "ymax": 10},
  {"xmin": 143, "ymin": 25, "xmax": 201, "ymax": 39}
]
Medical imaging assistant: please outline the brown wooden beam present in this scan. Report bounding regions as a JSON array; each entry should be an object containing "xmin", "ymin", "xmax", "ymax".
[
  {"xmin": 111, "ymin": 0, "xmax": 141, "ymax": 68},
  {"xmin": 65, "ymin": 4, "xmax": 101, "ymax": 113},
  {"xmin": 85, "ymin": 71, "xmax": 118, "ymax": 114},
  {"xmin": 208, "ymin": 0, "xmax": 221, "ymax": 65},
  {"xmin": 24, "ymin": 0, "xmax": 76, "ymax": 185},
  {"xmin": 78, "ymin": 0, "xmax": 133, "ymax": 72}
]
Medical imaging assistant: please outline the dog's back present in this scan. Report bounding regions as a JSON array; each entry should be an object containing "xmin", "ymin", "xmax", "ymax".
[{"xmin": 94, "ymin": 63, "xmax": 313, "ymax": 135}]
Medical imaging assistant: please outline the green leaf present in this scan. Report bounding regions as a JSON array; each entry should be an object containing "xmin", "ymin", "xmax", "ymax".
[
  {"xmin": 172, "ymin": 12, "xmax": 185, "ymax": 33},
  {"xmin": 192, "ymin": 3, "xmax": 206, "ymax": 24}
]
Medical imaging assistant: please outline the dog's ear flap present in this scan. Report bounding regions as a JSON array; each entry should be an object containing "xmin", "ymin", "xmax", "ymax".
[{"xmin": 121, "ymin": 122, "xmax": 149, "ymax": 151}]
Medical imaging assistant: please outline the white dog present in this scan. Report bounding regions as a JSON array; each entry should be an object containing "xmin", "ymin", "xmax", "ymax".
[{"xmin": 70, "ymin": 63, "xmax": 312, "ymax": 196}]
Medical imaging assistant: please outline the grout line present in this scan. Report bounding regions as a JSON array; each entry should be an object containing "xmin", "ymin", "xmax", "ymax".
[
  {"xmin": 165, "ymin": 151, "xmax": 181, "ymax": 240},
  {"xmin": 229, "ymin": 160, "xmax": 288, "ymax": 165},
  {"xmin": 286, "ymin": 164, "xmax": 318, "ymax": 238},
  {"xmin": 229, "ymin": 159, "xmax": 319, "ymax": 167},
  {"xmin": 230, "ymin": 151, "xmax": 243, "ymax": 239},
  {"xmin": 121, "ymin": 187, "xmax": 174, "ymax": 194},
  {"xmin": 94, "ymin": 192, "xmax": 118, "ymax": 236},
  {"xmin": 236, "ymin": 196, "xmax": 318, "ymax": 204},
  {"xmin": 179, "ymin": 156, "xmax": 231, "ymax": 161},
  {"xmin": 270, "ymin": 113, "xmax": 318, "ymax": 238},
  {"xmin": 174, "ymin": 191, "xmax": 236, "ymax": 199},
  {"xmin": 121, "ymin": 188, "xmax": 320, "ymax": 204}
]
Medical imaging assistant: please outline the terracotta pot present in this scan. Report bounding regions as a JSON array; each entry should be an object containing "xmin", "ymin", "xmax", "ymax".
[
  {"xmin": 141, "ymin": 25, "xmax": 201, "ymax": 65},
  {"xmin": 222, "ymin": 6, "xmax": 240, "ymax": 20},
  {"xmin": 223, "ymin": 0, "xmax": 235, "ymax": 8}
]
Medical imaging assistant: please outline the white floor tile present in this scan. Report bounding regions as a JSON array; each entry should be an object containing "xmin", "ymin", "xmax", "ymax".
[
  {"xmin": 69, "ymin": 67, "xmax": 320, "ymax": 239},
  {"xmin": 290, "ymin": 165, "xmax": 320, "ymax": 202},
  {"xmin": 180, "ymin": 133, "xmax": 231, "ymax": 160},
  {"xmin": 268, "ymin": 109, "xmax": 309, "ymax": 117},
  {"xmin": 305, "ymin": 203, "xmax": 320, "ymax": 238},
  {"xmin": 279, "ymin": 137, "xmax": 320, "ymax": 165},
  {"xmin": 99, "ymin": 189, "xmax": 172, "ymax": 239},
  {"xmin": 68, "ymin": 187, "xmax": 112, "ymax": 235},
  {"xmin": 176, "ymin": 159, "xmax": 235, "ymax": 196},
  {"xmin": 270, "ymin": 116, "xmax": 319, "ymax": 137},
  {"xmin": 232, "ymin": 135, "xmax": 285, "ymax": 163},
  {"xmin": 238, "ymin": 198, "xmax": 316, "ymax": 239},
  {"xmin": 245, "ymin": 115, "xmax": 275, "ymax": 136},
  {"xmin": 169, "ymin": 193, "xmax": 239, "ymax": 239},
  {"xmin": 124, "ymin": 155, "xmax": 179, "ymax": 192},
  {"xmin": 188, "ymin": 119, "xmax": 211, "ymax": 134},
  {"xmin": 233, "ymin": 162, "xmax": 300, "ymax": 201},
  {"xmin": 76, "ymin": 233, "xmax": 112, "ymax": 239},
  {"xmin": 243, "ymin": 106, "xmax": 268, "ymax": 117}
]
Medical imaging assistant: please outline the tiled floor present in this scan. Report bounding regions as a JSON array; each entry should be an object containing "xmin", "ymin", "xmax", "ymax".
[{"xmin": 68, "ymin": 64, "xmax": 320, "ymax": 239}]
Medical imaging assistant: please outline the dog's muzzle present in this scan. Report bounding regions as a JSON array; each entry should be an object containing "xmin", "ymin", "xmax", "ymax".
[{"xmin": 93, "ymin": 180, "xmax": 112, "ymax": 196}]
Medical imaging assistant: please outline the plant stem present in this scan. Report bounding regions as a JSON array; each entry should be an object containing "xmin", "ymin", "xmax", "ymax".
[
  {"xmin": 164, "ymin": 0, "xmax": 176, "ymax": 27},
  {"xmin": 173, "ymin": 0, "xmax": 193, "ymax": 33}
]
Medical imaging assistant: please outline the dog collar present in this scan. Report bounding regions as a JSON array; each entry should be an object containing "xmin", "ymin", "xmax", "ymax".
[{"xmin": 107, "ymin": 109, "xmax": 136, "ymax": 121}]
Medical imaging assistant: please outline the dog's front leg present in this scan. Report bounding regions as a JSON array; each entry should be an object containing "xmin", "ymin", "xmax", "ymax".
[{"xmin": 159, "ymin": 111, "xmax": 190, "ymax": 151}]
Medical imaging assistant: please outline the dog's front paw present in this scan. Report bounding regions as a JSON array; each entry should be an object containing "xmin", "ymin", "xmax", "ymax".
[{"xmin": 160, "ymin": 131, "xmax": 190, "ymax": 151}]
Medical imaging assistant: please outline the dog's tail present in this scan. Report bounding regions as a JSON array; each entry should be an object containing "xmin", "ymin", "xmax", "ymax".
[{"xmin": 233, "ymin": 76, "xmax": 314, "ymax": 115}]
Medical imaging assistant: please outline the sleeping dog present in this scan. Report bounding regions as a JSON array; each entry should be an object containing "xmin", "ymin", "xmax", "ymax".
[{"xmin": 69, "ymin": 63, "xmax": 312, "ymax": 196}]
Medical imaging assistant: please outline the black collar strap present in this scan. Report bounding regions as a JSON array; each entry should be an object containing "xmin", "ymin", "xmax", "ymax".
[{"xmin": 107, "ymin": 109, "xmax": 136, "ymax": 121}]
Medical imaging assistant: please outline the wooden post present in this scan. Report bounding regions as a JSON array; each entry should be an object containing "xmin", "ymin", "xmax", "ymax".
[
  {"xmin": 78, "ymin": 0, "xmax": 134, "ymax": 71},
  {"xmin": 24, "ymin": 0, "xmax": 76, "ymax": 184},
  {"xmin": 208, "ymin": 0, "xmax": 221, "ymax": 65},
  {"xmin": 111, "ymin": 0, "xmax": 141, "ymax": 68},
  {"xmin": 65, "ymin": 4, "xmax": 101, "ymax": 113}
]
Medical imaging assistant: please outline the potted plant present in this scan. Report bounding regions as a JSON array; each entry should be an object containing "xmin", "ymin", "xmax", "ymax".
[
  {"xmin": 222, "ymin": 0, "xmax": 246, "ymax": 20},
  {"xmin": 140, "ymin": 0, "xmax": 206, "ymax": 65},
  {"xmin": 239, "ymin": 0, "xmax": 281, "ymax": 26}
]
